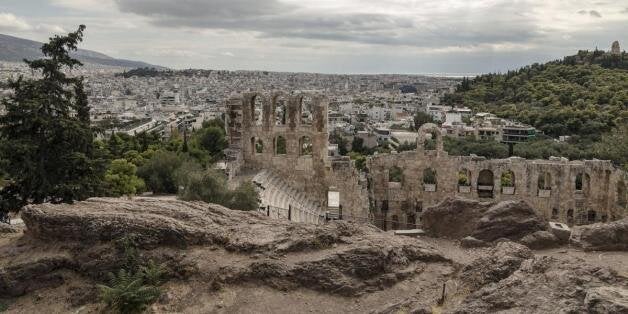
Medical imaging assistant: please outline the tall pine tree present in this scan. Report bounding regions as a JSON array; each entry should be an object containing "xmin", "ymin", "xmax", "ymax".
[{"xmin": 0, "ymin": 25, "xmax": 105, "ymax": 212}]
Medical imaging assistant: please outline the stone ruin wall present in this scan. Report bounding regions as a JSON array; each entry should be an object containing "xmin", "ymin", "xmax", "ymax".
[
  {"xmin": 225, "ymin": 91, "xmax": 369, "ymax": 218},
  {"xmin": 225, "ymin": 93, "xmax": 627, "ymax": 229},
  {"xmin": 367, "ymin": 123, "xmax": 628, "ymax": 230}
]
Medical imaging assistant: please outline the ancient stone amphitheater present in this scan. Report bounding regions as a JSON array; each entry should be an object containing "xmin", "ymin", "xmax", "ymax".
[{"xmin": 224, "ymin": 91, "xmax": 628, "ymax": 230}]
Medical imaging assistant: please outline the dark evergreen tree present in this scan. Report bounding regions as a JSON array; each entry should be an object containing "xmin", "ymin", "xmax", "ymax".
[{"xmin": 0, "ymin": 25, "xmax": 105, "ymax": 212}]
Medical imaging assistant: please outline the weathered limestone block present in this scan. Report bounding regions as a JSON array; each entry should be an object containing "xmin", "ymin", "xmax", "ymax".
[
  {"xmin": 570, "ymin": 218, "xmax": 628, "ymax": 251},
  {"xmin": 421, "ymin": 197, "xmax": 493, "ymax": 239}
]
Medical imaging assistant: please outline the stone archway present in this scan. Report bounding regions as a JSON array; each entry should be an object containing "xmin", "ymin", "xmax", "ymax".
[
  {"xmin": 417, "ymin": 123, "xmax": 444, "ymax": 154},
  {"xmin": 477, "ymin": 169, "xmax": 494, "ymax": 198}
]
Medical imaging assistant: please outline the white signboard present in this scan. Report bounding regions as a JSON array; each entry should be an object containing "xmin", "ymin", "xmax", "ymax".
[{"xmin": 328, "ymin": 191, "xmax": 340, "ymax": 208}]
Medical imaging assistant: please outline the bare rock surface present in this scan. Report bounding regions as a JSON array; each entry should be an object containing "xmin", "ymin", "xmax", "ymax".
[
  {"xmin": 570, "ymin": 218, "xmax": 628, "ymax": 251},
  {"xmin": 1, "ymin": 197, "xmax": 626, "ymax": 313},
  {"xmin": 423, "ymin": 198, "xmax": 547, "ymax": 243},
  {"xmin": 585, "ymin": 286, "xmax": 628, "ymax": 313},
  {"xmin": 519, "ymin": 230, "xmax": 560, "ymax": 249},
  {"xmin": 421, "ymin": 198, "xmax": 492, "ymax": 239},
  {"xmin": 0, "ymin": 223, "xmax": 19, "ymax": 234},
  {"xmin": 14, "ymin": 197, "xmax": 447, "ymax": 298},
  {"xmin": 450, "ymin": 242, "xmax": 626, "ymax": 313},
  {"xmin": 471, "ymin": 200, "xmax": 547, "ymax": 242}
]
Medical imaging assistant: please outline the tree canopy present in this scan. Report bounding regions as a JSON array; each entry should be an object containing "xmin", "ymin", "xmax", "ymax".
[{"xmin": 0, "ymin": 25, "xmax": 106, "ymax": 212}]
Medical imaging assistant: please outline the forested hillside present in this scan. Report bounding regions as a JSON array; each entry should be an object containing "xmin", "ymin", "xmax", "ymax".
[{"xmin": 443, "ymin": 50, "xmax": 627, "ymax": 169}]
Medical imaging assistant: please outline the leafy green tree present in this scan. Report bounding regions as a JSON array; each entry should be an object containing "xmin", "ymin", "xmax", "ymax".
[
  {"xmin": 329, "ymin": 131, "xmax": 349, "ymax": 156},
  {"xmin": 178, "ymin": 169, "xmax": 258, "ymax": 211},
  {"xmin": 104, "ymin": 159, "xmax": 145, "ymax": 197},
  {"xmin": 351, "ymin": 137, "xmax": 373, "ymax": 155},
  {"xmin": 224, "ymin": 182, "xmax": 259, "ymax": 211},
  {"xmin": 0, "ymin": 25, "xmax": 105, "ymax": 212},
  {"xmin": 396, "ymin": 141, "xmax": 416, "ymax": 152},
  {"xmin": 137, "ymin": 150, "xmax": 184, "ymax": 194},
  {"xmin": 413, "ymin": 112, "xmax": 434, "ymax": 130},
  {"xmin": 444, "ymin": 137, "xmax": 509, "ymax": 159},
  {"xmin": 193, "ymin": 126, "xmax": 227, "ymax": 158},
  {"xmin": 348, "ymin": 152, "xmax": 367, "ymax": 171}
]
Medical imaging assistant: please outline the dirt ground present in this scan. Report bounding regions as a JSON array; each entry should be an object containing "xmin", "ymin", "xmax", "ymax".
[{"xmin": 2, "ymin": 226, "xmax": 626, "ymax": 314}]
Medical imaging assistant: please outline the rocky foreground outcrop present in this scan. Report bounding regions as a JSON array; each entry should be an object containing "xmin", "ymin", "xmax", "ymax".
[
  {"xmin": 1, "ymin": 197, "xmax": 626, "ymax": 313},
  {"xmin": 7, "ymin": 197, "xmax": 447, "ymax": 299},
  {"xmin": 422, "ymin": 197, "xmax": 548, "ymax": 244},
  {"xmin": 453, "ymin": 242, "xmax": 628, "ymax": 313},
  {"xmin": 570, "ymin": 218, "xmax": 628, "ymax": 251}
]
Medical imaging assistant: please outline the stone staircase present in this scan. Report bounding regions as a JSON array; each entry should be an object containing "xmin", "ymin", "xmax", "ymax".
[{"xmin": 253, "ymin": 170, "xmax": 323, "ymax": 224}]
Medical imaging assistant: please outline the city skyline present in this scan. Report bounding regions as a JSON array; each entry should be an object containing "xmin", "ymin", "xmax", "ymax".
[{"xmin": 0, "ymin": 0, "xmax": 627, "ymax": 74}]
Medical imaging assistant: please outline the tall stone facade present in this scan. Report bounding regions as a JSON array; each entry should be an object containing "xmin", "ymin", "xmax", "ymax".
[
  {"xmin": 367, "ymin": 124, "xmax": 628, "ymax": 230},
  {"xmin": 226, "ymin": 93, "xmax": 628, "ymax": 229},
  {"xmin": 225, "ymin": 91, "xmax": 369, "ymax": 221}
]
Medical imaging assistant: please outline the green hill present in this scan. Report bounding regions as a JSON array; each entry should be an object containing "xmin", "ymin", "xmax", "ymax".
[
  {"xmin": 443, "ymin": 50, "xmax": 628, "ymax": 168},
  {"xmin": 444, "ymin": 63, "xmax": 626, "ymax": 138}
]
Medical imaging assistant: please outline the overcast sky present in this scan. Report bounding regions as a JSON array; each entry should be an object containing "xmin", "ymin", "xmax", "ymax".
[{"xmin": 1, "ymin": 0, "xmax": 627, "ymax": 74}]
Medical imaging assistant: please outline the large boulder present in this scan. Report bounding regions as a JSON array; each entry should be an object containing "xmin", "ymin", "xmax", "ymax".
[
  {"xmin": 459, "ymin": 241, "xmax": 533, "ymax": 289},
  {"xmin": 17, "ymin": 197, "xmax": 449, "ymax": 297},
  {"xmin": 455, "ymin": 251, "xmax": 626, "ymax": 313},
  {"xmin": 548, "ymin": 221, "xmax": 571, "ymax": 243},
  {"xmin": 421, "ymin": 197, "xmax": 493, "ymax": 239},
  {"xmin": 585, "ymin": 286, "xmax": 628, "ymax": 313},
  {"xmin": 471, "ymin": 200, "xmax": 548, "ymax": 242},
  {"xmin": 570, "ymin": 218, "xmax": 628, "ymax": 251},
  {"xmin": 519, "ymin": 231, "xmax": 560, "ymax": 250}
]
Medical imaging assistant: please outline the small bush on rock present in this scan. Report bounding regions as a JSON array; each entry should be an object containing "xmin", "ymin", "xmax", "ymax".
[
  {"xmin": 100, "ymin": 235, "xmax": 167, "ymax": 313},
  {"xmin": 99, "ymin": 269, "xmax": 161, "ymax": 314}
]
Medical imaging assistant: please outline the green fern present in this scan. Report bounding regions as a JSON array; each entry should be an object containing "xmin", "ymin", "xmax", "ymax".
[
  {"xmin": 140, "ymin": 260, "xmax": 166, "ymax": 286},
  {"xmin": 98, "ymin": 269, "xmax": 161, "ymax": 314}
]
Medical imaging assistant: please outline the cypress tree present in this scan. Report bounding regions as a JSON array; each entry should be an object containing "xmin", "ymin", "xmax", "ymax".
[{"xmin": 0, "ymin": 25, "xmax": 105, "ymax": 212}]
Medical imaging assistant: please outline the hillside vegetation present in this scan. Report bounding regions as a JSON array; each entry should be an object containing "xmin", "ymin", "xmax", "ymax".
[{"xmin": 443, "ymin": 49, "xmax": 628, "ymax": 169}]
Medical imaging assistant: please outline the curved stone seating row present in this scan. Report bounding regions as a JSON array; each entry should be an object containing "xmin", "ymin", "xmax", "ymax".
[{"xmin": 253, "ymin": 170, "xmax": 322, "ymax": 224}]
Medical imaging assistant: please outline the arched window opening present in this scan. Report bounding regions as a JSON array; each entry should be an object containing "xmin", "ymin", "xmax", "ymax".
[
  {"xmin": 423, "ymin": 130, "xmax": 438, "ymax": 150},
  {"xmin": 551, "ymin": 208, "xmax": 559, "ymax": 220},
  {"xmin": 587, "ymin": 210, "xmax": 597, "ymax": 223},
  {"xmin": 423, "ymin": 168, "xmax": 437, "ymax": 192},
  {"xmin": 575, "ymin": 173, "xmax": 583, "ymax": 191},
  {"xmin": 538, "ymin": 172, "xmax": 552, "ymax": 197},
  {"xmin": 300, "ymin": 95, "xmax": 314, "ymax": 125},
  {"xmin": 388, "ymin": 166, "xmax": 403, "ymax": 183},
  {"xmin": 406, "ymin": 213, "xmax": 416, "ymax": 229},
  {"xmin": 618, "ymin": 181, "xmax": 626, "ymax": 208},
  {"xmin": 300, "ymin": 136, "xmax": 312, "ymax": 156},
  {"xmin": 458, "ymin": 169, "xmax": 471, "ymax": 193},
  {"xmin": 275, "ymin": 136, "xmax": 287, "ymax": 155},
  {"xmin": 477, "ymin": 169, "xmax": 494, "ymax": 198},
  {"xmin": 501, "ymin": 170, "xmax": 515, "ymax": 195},
  {"xmin": 567, "ymin": 209, "xmax": 574, "ymax": 225},
  {"xmin": 415, "ymin": 200, "xmax": 423, "ymax": 213},
  {"xmin": 255, "ymin": 138, "xmax": 264, "ymax": 154},
  {"xmin": 274, "ymin": 95, "xmax": 288, "ymax": 126},
  {"xmin": 252, "ymin": 95, "xmax": 263, "ymax": 126}
]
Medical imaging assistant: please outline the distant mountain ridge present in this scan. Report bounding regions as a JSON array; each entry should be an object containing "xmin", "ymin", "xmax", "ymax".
[{"xmin": 0, "ymin": 33, "xmax": 164, "ymax": 69}]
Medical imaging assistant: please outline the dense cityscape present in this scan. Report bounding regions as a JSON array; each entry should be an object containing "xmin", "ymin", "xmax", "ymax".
[{"xmin": 0, "ymin": 1, "xmax": 627, "ymax": 312}]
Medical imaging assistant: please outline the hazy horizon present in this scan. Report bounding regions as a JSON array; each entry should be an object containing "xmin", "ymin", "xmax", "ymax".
[{"xmin": 1, "ymin": 0, "xmax": 626, "ymax": 74}]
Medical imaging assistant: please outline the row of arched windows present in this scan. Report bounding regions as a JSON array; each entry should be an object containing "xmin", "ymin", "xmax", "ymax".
[
  {"xmin": 250, "ymin": 136, "xmax": 312, "ymax": 156},
  {"xmin": 250, "ymin": 94, "xmax": 315, "ymax": 127},
  {"xmin": 384, "ymin": 168, "xmax": 625, "ymax": 203}
]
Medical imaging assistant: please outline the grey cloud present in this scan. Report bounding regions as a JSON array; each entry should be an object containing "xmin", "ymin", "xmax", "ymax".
[
  {"xmin": 578, "ymin": 9, "xmax": 602, "ymax": 17},
  {"xmin": 589, "ymin": 10, "xmax": 602, "ymax": 17},
  {"xmin": 622, "ymin": 7, "xmax": 628, "ymax": 13},
  {"xmin": 114, "ymin": 0, "xmax": 543, "ymax": 48}
]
